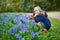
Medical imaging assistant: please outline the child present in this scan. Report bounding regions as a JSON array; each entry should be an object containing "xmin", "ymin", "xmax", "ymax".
[{"xmin": 29, "ymin": 6, "xmax": 51, "ymax": 32}]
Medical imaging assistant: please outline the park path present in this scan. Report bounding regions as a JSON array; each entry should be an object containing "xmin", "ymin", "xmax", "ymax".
[{"xmin": 47, "ymin": 12, "xmax": 60, "ymax": 20}]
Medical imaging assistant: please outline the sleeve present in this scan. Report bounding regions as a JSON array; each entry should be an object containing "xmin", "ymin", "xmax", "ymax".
[{"xmin": 34, "ymin": 14, "xmax": 44, "ymax": 23}]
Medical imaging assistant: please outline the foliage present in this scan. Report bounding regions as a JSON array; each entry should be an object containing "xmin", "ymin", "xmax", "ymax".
[{"xmin": 0, "ymin": 0, "xmax": 60, "ymax": 13}]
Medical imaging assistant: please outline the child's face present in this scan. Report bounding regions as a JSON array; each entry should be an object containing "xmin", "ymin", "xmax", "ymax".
[{"xmin": 34, "ymin": 9, "xmax": 40, "ymax": 16}]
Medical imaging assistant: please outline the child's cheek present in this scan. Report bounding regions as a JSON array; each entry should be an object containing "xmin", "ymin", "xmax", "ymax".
[
  {"xmin": 35, "ymin": 11, "xmax": 38, "ymax": 14},
  {"xmin": 37, "ymin": 11, "xmax": 40, "ymax": 13}
]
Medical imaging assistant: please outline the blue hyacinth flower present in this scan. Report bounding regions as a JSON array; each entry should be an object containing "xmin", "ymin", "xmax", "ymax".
[
  {"xmin": 20, "ymin": 18, "xmax": 29, "ymax": 24},
  {"xmin": 18, "ymin": 36, "xmax": 23, "ymax": 40},
  {"xmin": 15, "ymin": 34, "xmax": 23, "ymax": 40},
  {"xmin": 24, "ymin": 28, "xmax": 28, "ymax": 32},
  {"xmin": 15, "ymin": 34, "xmax": 20, "ymax": 38},
  {"xmin": 9, "ymin": 27, "xmax": 15, "ymax": 35},
  {"xmin": 16, "ymin": 24, "xmax": 23, "ymax": 30},
  {"xmin": 14, "ymin": 17, "xmax": 21, "ymax": 22},
  {"xmin": 23, "ymin": 24, "xmax": 28, "ymax": 28},
  {"xmin": 30, "ymin": 31, "xmax": 38, "ymax": 39}
]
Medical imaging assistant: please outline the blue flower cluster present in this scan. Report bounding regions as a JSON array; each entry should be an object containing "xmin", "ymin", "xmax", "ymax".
[{"xmin": 0, "ymin": 14, "xmax": 42, "ymax": 40}]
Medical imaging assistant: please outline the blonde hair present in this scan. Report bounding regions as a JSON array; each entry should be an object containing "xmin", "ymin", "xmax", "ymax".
[
  {"xmin": 33, "ymin": 6, "xmax": 45, "ymax": 15},
  {"xmin": 34, "ymin": 6, "xmax": 42, "ymax": 12}
]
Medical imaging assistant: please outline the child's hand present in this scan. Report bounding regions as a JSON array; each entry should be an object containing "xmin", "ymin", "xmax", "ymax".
[
  {"xmin": 34, "ymin": 13, "xmax": 39, "ymax": 17},
  {"xmin": 28, "ymin": 15, "xmax": 34, "ymax": 20}
]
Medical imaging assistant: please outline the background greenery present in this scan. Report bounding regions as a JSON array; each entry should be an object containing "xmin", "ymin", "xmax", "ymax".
[{"xmin": 0, "ymin": 0, "xmax": 60, "ymax": 13}]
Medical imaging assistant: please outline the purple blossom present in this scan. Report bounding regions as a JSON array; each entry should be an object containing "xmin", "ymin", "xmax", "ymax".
[
  {"xmin": 9, "ymin": 27, "xmax": 15, "ymax": 33},
  {"xmin": 24, "ymin": 14, "xmax": 29, "ymax": 19},
  {"xmin": 20, "ymin": 18, "xmax": 29, "ymax": 24},
  {"xmin": 34, "ymin": 33, "xmax": 38, "ymax": 36},
  {"xmin": 24, "ymin": 28, "xmax": 28, "ymax": 32},
  {"xmin": 30, "ymin": 31, "xmax": 38, "ymax": 39},
  {"xmin": 15, "ymin": 34, "xmax": 23, "ymax": 40},
  {"xmin": 32, "ymin": 23, "xmax": 36, "ymax": 27},
  {"xmin": 30, "ymin": 31, "xmax": 35, "ymax": 38},
  {"xmin": 14, "ymin": 14, "xmax": 22, "ymax": 22},
  {"xmin": 14, "ymin": 17, "xmax": 20, "ymax": 22},
  {"xmin": 23, "ymin": 24, "xmax": 28, "ymax": 32},
  {"xmin": 15, "ymin": 34, "xmax": 20, "ymax": 38},
  {"xmin": 23, "ymin": 24, "xmax": 28, "ymax": 28},
  {"xmin": 2, "ymin": 14, "xmax": 10, "ymax": 22},
  {"xmin": 12, "ymin": 14, "xmax": 22, "ymax": 17},
  {"xmin": 30, "ymin": 31, "xmax": 35, "ymax": 35},
  {"xmin": 2, "ymin": 14, "xmax": 10, "ymax": 18},
  {"xmin": 18, "ymin": 37, "xmax": 23, "ymax": 40},
  {"xmin": 16, "ymin": 24, "xmax": 23, "ymax": 30}
]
